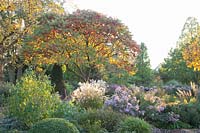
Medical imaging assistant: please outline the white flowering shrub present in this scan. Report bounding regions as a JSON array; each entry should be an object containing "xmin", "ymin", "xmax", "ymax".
[{"xmin": 71, "ymin": 80, "xmax": 107, "ymax": 109}]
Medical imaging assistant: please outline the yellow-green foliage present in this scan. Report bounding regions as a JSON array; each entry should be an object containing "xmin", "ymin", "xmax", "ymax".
[{"xmin": 8, "ymin": 70, "xmax": 61, "ymax": 127}]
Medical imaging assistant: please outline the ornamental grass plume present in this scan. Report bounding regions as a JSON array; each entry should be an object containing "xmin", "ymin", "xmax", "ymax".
[{"xmin": 71, "ymin": 80, "xmax": 107, "ymax": 109}]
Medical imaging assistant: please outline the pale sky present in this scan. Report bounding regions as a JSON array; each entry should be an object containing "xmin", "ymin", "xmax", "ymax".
[{"xmin": 65, "ymin": 0, "xmax": 200, "ymax": 68}]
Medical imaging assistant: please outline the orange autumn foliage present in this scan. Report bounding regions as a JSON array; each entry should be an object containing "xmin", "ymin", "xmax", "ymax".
[
  {"xmin": 22, "ymin": 10, "xmax": 139, "ymax": 80},
  {"xmin": 182, "ymin": 37, "xmax": 200, "ymax": 71}
]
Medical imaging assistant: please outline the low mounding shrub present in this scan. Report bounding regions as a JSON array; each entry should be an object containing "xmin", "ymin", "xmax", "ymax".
[
  {"xmin": 29, "ymin": 118, "xmax": 79, "ymax": 133},
  {"xmin": 71, "ymin": 80, "xmax": 106, "ymax": 109},
  {"xmin": 8, "ymin": 70, "xmax": 61, "ymax": 127},
  {"xmin": 75, "ymin": 109, "xmax": 125, "ymax": 132},
  {"xmin": 117, "ymin": 117, "xmax": 152, "ymax": 133}
]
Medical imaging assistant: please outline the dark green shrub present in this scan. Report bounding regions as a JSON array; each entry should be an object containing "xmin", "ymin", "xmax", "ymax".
[
  {"xmin": 171, "ymin": 103, "xmax": 200, "ymax": 128},
  {"xmin": 75, "ymin": 109, "xmax": 125, "ymax": 132},
  {"xmin": 166, "ymin": 121, "xmax": 192, "ymax": 129},
  {"xmin": 117, "ymin": 117, "xmax": 152, "ymax": 133},
  {"xmin": 0, "ymin": 117, "xmax": 28, "ymax": 131},
  {"xmin": 8, "ymin": 71, "xmax": 61, "ymax": 127},
  {"xmin": 0, "ymin": 82, "xmax": 14, "ymax": 105},
  {"xmin": 29, "ymin": 118, "xmax": 79, "ymax": 133}
]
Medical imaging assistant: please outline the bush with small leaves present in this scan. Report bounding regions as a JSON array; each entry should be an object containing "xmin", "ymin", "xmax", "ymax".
[
  {"xmin": 29, "ymin": 118, "xmax": 79, "ymax": 133},
  {"xmin": 117, "ymin": 117, "xmax": 152, "ymax": 133},
  {"xmin": 8, "ymin": 70, "xmax": 61, "ymax": 127}
]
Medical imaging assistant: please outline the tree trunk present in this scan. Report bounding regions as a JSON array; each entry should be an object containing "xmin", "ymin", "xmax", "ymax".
[
  {"xmin": 0, "ymin": 63, "xmax": 3, "ymax": 82},
  {"xmin": 7, "ymin": 65, "xmax": 16, "ymax": 83},
  {"xmin": 17, "ymin": 65, "xmax": 23, "ymax": 81},
  {"xmin": 51, "ymin": 64, "xmax": 66, "ymax": 99}
]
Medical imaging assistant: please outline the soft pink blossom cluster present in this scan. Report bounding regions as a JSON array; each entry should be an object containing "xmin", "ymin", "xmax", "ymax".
[{"xmin": 105, "ymin": 86, "xmax": 141, "ymax": 116}]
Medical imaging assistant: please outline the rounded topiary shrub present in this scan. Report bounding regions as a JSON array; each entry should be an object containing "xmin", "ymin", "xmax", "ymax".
[
  {"xmin": 29, "ymin": 118, "xmax": 79, "ymax": 133},
  {"xmin": 117, "ymin": 117, "xmax": 152, "ymax": 133}
]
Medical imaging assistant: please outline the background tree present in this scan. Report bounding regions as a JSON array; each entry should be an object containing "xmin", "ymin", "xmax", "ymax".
[
  {"xmin": 132, "ymin": 43, "xmax": 153, "ymax": 87},
  {"xmin": 159, "ymin": 17, "xmax": 200, "ymax": 84},
  {"xmin": 178, "ymin": 17, "xmax": 199, "ymax": 48},
  {"xmin": 159, "ymin": 47, "xmax": 200, "ymax": 84},
  {"xmin": 22, "ymin": 10, "xmax": 139, "ymax": 98},
  {"xmin": 178, "ymin": 17, "xmax": 200, "ymax": 71},
  {"xmin": 0, "ymin": 0, "xmax": 65, "ymax": 82}
]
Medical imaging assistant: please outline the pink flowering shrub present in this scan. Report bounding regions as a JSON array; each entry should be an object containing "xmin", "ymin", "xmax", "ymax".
[
  {"xmin": 143, "ymin": 89, "xmax": 166, "ymax": 112},
  {"xmin": 105, "ymin": 86, "xmax": 141, "ymax": 116}
]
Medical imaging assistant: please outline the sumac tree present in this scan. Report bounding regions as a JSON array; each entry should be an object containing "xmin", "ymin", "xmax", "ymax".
[{"xmin": 22, "ymin": 10, "xmax": 139, "ymax": 98}]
